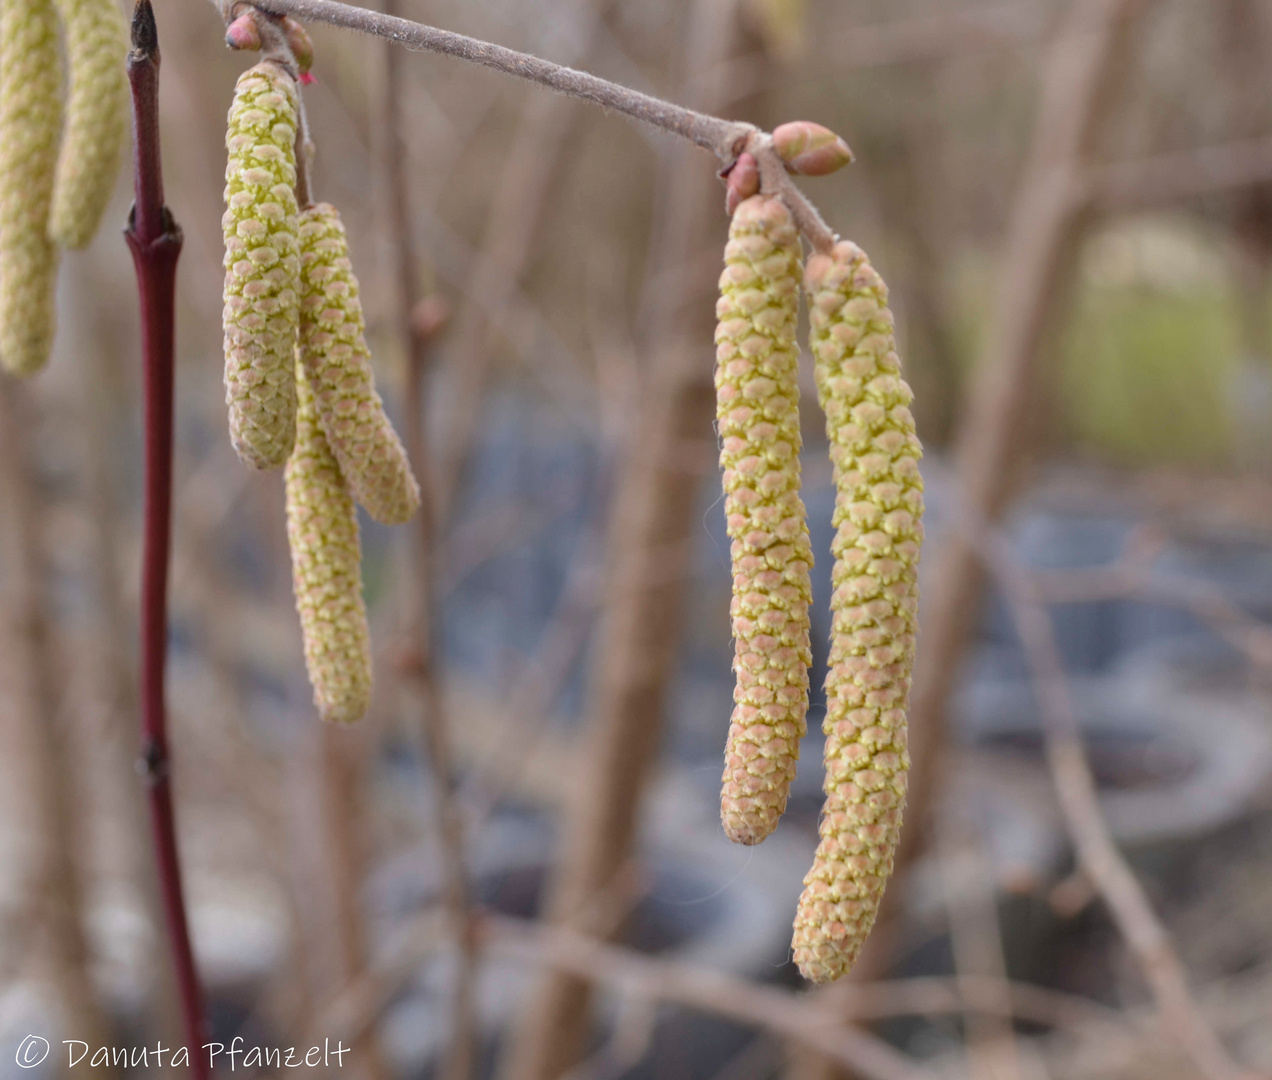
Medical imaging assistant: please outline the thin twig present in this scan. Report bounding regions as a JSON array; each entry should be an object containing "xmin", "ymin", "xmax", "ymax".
[
  {"xmin": 900, "ymin": 0, "xmax": 1145, "ymax": 912},
  {"xmin": 961, "ymin": 515, "xmax": 1253, "ymax": 1080},
  {"xmin": 296, "ymin": 903, "xmax": 1137, "ymax": 1057},
  {"xmin": 123, "ymin": 4, "xmax": 208, "ymax": 1077},
  {"xmin": 1088, "ymin": 134, "xmax": 1272, "ymax": 211},
  {"xmin": 213, "ymin": 0, "xmax": 838, "ymax": 250},
  {"xmin": 0, "ymin": 385, "xmax": 121, "ymax": 1080},
  {"xmin": 433, "ymin": 0, "xmax": 608, "ymax": 522},
  {"xmin": 381, "ymin": 4, "xmax": 477, "ymax": 1074},
  {"xmin": 484, "ymin": 917, "xmax": 930, "ymax": 1080},
  {"xmin": 1032, "ymin": 562, "xmax": 1272, "ymax": 667},
  {"xmin": 500, "ymin": 2, "xmax": 746, "ymax": 1071},
  {"xmin": 220, "ymin": 0, "xmax": 753, "ymax": 161}
]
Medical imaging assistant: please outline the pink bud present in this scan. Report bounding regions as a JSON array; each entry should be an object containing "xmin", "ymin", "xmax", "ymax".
[
  {"xmin": 724, "ymin": 152, "xmax": 760, "ymax": 216},
  {"xmin": 771, "ymin": 121, "xmax": 853, "ymax": 176},
  {"xmin": 225, "ymin": 12, "xmax": 262, "ymax": 51},
  {"xmin": 281, "ymin": 16, "xmax": 314, "ymax": 75}
]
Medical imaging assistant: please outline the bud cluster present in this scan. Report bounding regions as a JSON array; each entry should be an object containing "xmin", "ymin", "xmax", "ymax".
[{"xmin": 217, "ymin": 54, "xmax": 421, "ymax": 724}]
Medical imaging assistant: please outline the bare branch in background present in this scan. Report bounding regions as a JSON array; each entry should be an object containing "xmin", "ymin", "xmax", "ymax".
[
  {"xmin": 963, "ymin": 514, "xmax": 1253, "ymax": 1080},
  {"xmin": 381, "ymin": 1, "xmax": 477, "ymax": 1074},
  {"xmin": 432, "ymin": 0, "xmax": 610, "ymax": 523},
  {"xmin": 497, "ymin": 0, "xmax": 751, "ymax": 1073},
  {"xmin": 489, "ymin": 917, "xmax": 931, "ymax": 1080},
  {"xmin": 0, "ymin": 381, "xmax": 120, "ymax": 1079},
  {"xmin": 937, "ymin": 805, "xmax": 1025, "ymax": 1080},
  {"xmin": 1089, "ymin": 135, "xmax": 1272, "ymax": 211},
  {"xmin": 902, "ymin": 0, "xmax": 1147, "ymax": 891}
]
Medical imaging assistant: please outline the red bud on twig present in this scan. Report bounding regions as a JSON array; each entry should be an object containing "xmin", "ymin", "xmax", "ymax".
[
  {"xmin": 224, "ymin": 11, "xmax": 261, "ymax": 50},
  {"xmin": 281, "ymin": 16, "xmax": 313, "ymax": 75},
  {"xmin": 771, "ymin": 121, "xmax": 853, "ymax": 176},
  {"xmin": 723, "ymin": 151, "xmax": 760, "ymax": 215}
]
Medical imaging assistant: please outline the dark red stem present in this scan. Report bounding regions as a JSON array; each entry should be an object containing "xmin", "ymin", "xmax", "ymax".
[{"xmin": 123, "ymin": 5, "xmax": 207, "ymax": 1077}]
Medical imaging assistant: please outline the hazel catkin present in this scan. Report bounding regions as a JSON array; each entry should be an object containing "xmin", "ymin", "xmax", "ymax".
[
  {"xmin": 48, "ymin": 0, "xmax": 129, "ymax": 249},
  {"xmin": 791, "ymin": 240, "xmax": 924, "ymax": 984},
  {"xmin": 285, "ymin": 356, "xmax": 373, "ymax": 725},
  {"xmin": 222, "ymin": 62, "xmax": 301, "ymax": 469},
  {"xmin": 716, "ymin": 195, "xmax": 814, "ymax": 846},
  {"xmin": 0, "ymin": 0, "xmax": 62, "ymax": 377},
  {"xmin": 298, "ymin": 203, "xmax": 420, "ymax": 526}
]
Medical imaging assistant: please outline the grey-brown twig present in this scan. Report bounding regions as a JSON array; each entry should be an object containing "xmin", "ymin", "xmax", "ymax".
[
  {"xmin": 380, "ymin": 3, "xmax": 477, "ymax": 1073},
  {"xmin": 217, "ymin": 0, "xmax": 752, "ymax": 161},
  {"xmin": 210, "ymin": 0, "xmax": 839, "ymax": 250},
  {"xmin": 485, "ymin": 917, "xmax": 929, "ymax": 1080}
]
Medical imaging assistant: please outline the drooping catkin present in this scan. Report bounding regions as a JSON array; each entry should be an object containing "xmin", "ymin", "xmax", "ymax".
[
  {"xmin": 222, "ymin": 62, "xmax": 301, "ymax": 469},
  {"xmin": 792, "ymin": 240, "xmax": 924, "ymax": 984},
  {"xmin": 716, "ymin": 195, "xmax": 813, "ymax": 846},
  {"xmin": 298, "ymin": 203, "xmax": 420, "ymax": 526},
  {"xmin": 48, "ymin": 0, "xmax": 129, "ymax": 249},
  {"xmin": 285, "ymin": 357, "xmax": 373, "ymax": 725},
  {"xmin": 0, "ymin": 0, "xmax": 62, "ymax": 377}
]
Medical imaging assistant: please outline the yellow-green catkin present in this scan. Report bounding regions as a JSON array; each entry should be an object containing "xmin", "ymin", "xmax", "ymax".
[
  {"xmin": 298, "ymin": 203, "xmax": 420, "ymax": 526},
  {"xmin": 792, "ymin": 240, "xmax": 924, "ymax": 984},
  {"xmin": 48, "ymin": 0, "xmax": 128, "ymax": 249},
  {"xmin": 285, "ymin": 358, "xmax": 372, "ymax": 725},
  {"xmin": 715, "ymin": 195, "xmax": 813, "ymax": 846},
  {"xmin": 0, "ymin": 0, "xmax": 62, "ymax": 377},
  {"xmin": 222, "ymin": 62, "xmax": 300, "ymax": 470}
]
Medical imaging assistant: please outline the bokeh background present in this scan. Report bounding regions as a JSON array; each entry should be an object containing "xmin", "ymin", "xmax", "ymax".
[{"xmin": 2, "ymin": 0, "xmax": 1272, "ymax": 1078}]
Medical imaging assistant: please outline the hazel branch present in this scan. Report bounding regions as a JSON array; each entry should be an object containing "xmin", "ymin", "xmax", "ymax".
[
  {"xmin": 213, "ymin": 0, "xmax": 852, "ymax": 251},
  {"xmin": 213, "ymin": 0, "xmax": 756, "ymax": 163}
]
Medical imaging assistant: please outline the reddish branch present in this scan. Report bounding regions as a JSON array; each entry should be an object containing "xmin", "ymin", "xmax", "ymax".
[{"xmin": 123, "ymin": 4, "xmax": 208, "ymax": 1077}]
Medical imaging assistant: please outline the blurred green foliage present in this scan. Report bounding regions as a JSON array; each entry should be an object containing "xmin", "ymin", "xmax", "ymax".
[{"xmin": 1060, "ymin": 278, "xmax": 1242, "ymax": 468}]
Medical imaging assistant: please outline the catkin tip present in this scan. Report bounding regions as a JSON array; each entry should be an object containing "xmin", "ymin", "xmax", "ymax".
[{"xmin": 286, "ymin": 358, "xmax": 373, "ymax": 726}]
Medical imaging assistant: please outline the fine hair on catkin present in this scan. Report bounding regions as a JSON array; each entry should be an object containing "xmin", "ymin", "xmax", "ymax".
[
  {"xmin": 222, "ymin": 61, "xmax": 301, "ymax": 470},
  {"xmin": 792, "ymin": 240, "xmax": 923, "ymax": 984},
  {"xmin": 48, "ymin": 0, "xmax": 129, "ymax": 249},
  {"xmin": 0, "ymin": 0, "xmax": 61, "ymax": 377},
  {"xmin": 298, "ymin": 203, "xmax": 420, "ymax": 526},
  {"xmin": 715, "ymin": 194, "xmax": 814, "ymax": 847},
  {"xmin": 286, "ymin": 356, "xmax": 373, "ymax": 725}
]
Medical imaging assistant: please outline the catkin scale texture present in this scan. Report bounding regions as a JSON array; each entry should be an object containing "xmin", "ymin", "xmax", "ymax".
[
  {"xmin": 49, "ymin": 0, "xmax": 128, "ymax": 249},
  {"xmin": 792, "ymin": 241, "xmax": 924, "ymax": 984},
  {"xmin": 716, "ymin": 195, "xmax": 813, "ymax": 846},
  {"xmin": 286, "ymin": 358, "xmax": 373, "ymax": 725},
  {"xmin": 0, "ymin": 0, "xmax": 61, "ymax": 377},
  {"xmin": 222, "ymin": 63, "xmax": 301, "ymax": 470},
  {"xmin": 298, "ymin": 204, "xmax": 420, "ymax": 526}
]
